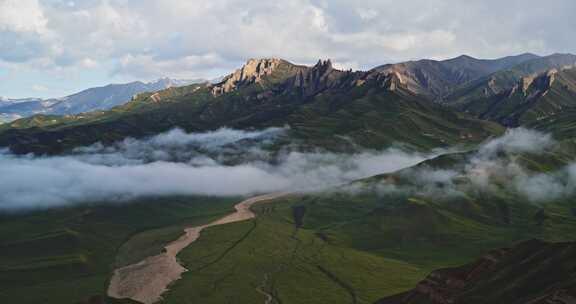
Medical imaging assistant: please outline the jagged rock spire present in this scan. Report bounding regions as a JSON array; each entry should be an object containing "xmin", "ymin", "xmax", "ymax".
[{"xmin": 212, "ymin": 58, "xmax": 284, "ymax": 96}]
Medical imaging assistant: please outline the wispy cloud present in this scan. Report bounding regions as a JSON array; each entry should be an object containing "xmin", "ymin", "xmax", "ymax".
[
  {"xmin": 1, "ymin": 0, "xmax": 576, "ymax": 97},
  {"xmin": 3, "ymin": 127, "xmax": 573, "ymax": 212},
  {"xmin": 355, "ymin": 128, "xmax": 576, "ymax": 203},
  {"xmin": 0, "ymin": 127, "xmax": 432, "ymax": 211}
]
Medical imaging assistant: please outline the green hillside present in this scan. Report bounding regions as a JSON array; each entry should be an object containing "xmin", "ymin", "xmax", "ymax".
[
  {"xmin": 0, "ymin": 196, "xmax": 238, "ymax": 304},
  {"xmin": 376, "ymin": 239, "xmax": 576, "ymax": 304},
  {"xmin": 1, "ymin": 55, "xmax": 576, "ymax": 304},
  {"xmin": 531, "ymin": 107, "xmax": 576, "ymax": 140},
  {"xmin": 158, "ymin": 140, "xmax": 576, "ymax": 303},
  {"xmin": 3, "ymin": 132, "xmax": 575, "ymax": 303}
]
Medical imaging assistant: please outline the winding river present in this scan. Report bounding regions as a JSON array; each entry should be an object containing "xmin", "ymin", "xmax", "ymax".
[{"xmin": 107, "ymin": 193, "xmax": 288, "ymax": 304}]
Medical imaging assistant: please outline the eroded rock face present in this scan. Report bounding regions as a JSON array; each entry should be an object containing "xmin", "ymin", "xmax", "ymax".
[
  {"xmin": 286, "ymin": 59, "xmax": 410, "ymax": 97},
  {"xmin": 287, "ymin": 59, "xmax": 350, "ymax": 96},
  {"xmin": 211, "ymin": 58, "xmax": 285, "ymax": 96},
  {"xmin": 210, "ymin": 57, "xmax": 418, "ymax": 99},
  {"xmin": 292, "ymin": 60, "xmax": 334, "ymax": 88},
  {"xmin": 517, "ymin": 69, "xmax": 557, "ymax": 96}
]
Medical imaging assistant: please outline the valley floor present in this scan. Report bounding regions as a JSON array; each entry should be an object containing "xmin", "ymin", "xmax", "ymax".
[
  {"xmin": 0, "ymin": 196, "xmax": 240, "ymax": 304},
  {"xmin": 108, "ymin": 193, "xmax": 289, "ymax": 304},
  {"xmin": 2, "ymin": 191, "xmax": 576, "ymax": 304}
]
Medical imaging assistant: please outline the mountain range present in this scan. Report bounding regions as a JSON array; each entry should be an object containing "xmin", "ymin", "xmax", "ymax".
[
  {"xmin": 1, "ymin": 52, "xmax": 576, "ymax": 155},
  {"xmin": 2, "ymin": 52, "xmax": 576, "ymax": 304},
  {"xmin": 0, "ymin": 78, "xmax": 200, "ymax": 123}
]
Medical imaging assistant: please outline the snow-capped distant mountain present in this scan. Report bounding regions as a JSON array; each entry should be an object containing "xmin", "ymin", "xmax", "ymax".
[{"xmin": 0, "ymin": 78, "xmax": 202, "ymax": 123}]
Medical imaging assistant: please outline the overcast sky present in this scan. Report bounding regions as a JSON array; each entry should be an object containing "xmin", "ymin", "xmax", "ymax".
[{"xmin": 0, "ymin": 0, "xmax": 574, "ymax": 98}]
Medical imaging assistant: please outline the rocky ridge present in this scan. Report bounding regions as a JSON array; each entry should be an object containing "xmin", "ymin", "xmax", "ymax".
[{"xmin": 210, "ymin": 58, "xmax": 414, "ymax": 100}]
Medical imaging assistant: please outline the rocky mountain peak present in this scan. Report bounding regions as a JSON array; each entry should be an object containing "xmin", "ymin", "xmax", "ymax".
[
  {"xmin": 211, "ymin": 58, "xmax": 285, "ymax": 96},
  {"xmin": 243, "ymin": 58, "xmax": 284, "ymax": 75},
  {"xmin": 382, "ymin": 72, "xmax": 406, "ymax": 91},
  {"xmin": 286, "ymin": 58, "xmax": 352, "ymax": 97},
  {"xmin": 314, "ymin": 59, "xmax": 333, "ymax": 68},
  {"xmin": 450, "ymin": 54, "xmax": 477, "ymax": 62}
]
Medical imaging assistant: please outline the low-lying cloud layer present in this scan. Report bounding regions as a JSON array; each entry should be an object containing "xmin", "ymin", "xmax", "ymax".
[
  {"xmin": 4, "ymin": 127, "xmax": 574, "ymax": 212},
  {"xmin": 0, "ymin": 127, "xmax": 432, "ymax": 211},
  {"xmin": 359, "ymin": 128, "xmax": 576, "ymax": 203}
]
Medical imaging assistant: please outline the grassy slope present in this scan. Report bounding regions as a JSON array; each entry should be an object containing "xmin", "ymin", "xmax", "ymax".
[
  {"xmin": 159, "ymin": 144, "xmax": 576, "ymax": 303},
  {"xmin": 0, "ymin": 196, "xmax": 238, "ymax": 304},
  {"xmin": 284, "ymin": 87, "xmax": 502, "ymax": 151},
  {"xmin": 163, "ymin": 198, "xmax": 428, "ymax": 304},
  {"xmin": 531, "ymin": 107, "xmax": 576, "ymax": 139},
  {"xmin": 456, "ymin": 240, "xmax": 576, "ymax": 304},
  {"xmin": 0, "ymin": 84, "xmax": 209, "ymax": 132},
  {"xmin": 2, "ymin": 142, "xmax": 575, "ymax": 304},
  {"xmin": 159, "ymin": 191, "xmax": 576, "ymax": 303},
  {"xmin": 376, "ymin": 239, "xmax": 576, "ymax": 304}
]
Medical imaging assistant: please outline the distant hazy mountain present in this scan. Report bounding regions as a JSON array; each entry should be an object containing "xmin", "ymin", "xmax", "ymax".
[
  {"xmin": 0, "ymin": 78, "xmax": 201, "ymax": 123},
  {"xmin": 0, "ymin": 98, "xmax": 57, "ymax": 123}
]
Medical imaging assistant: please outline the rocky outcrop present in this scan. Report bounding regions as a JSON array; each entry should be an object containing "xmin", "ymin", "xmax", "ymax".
[
  {"xmin": 284, "ymin": 59, "xmax": 414, "ymax": 97},
  {"xmin": 530, "ymin": 69, "xmax": 556, "ymax": 94},
  {"xmin": 292, "ymin": 60, "xmax": 335, "ymax": 88},
  {"xmin": 521, "ymin": 75, "xmax": 537, "ymax": 93},
  {"xmin": 210, "ymin": 57, "xmax": 420, "ymax": 100},
  {"xmin": 286, "ymin": 59, "xmax": 356, "ymax": 96},
  {"xmin": 211, "ymin": 58, "xmax": 286, "ymax": 95}
]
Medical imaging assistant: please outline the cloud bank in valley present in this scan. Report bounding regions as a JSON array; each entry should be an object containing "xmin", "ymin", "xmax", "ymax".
[
  {"xmin": 3, "ymin": 127, "xmax": 575, "ymax": 211},
  {"xmin": 0, "ymin": 127, "xmax": 432, "ymax": 211},
  {"xmin": 360, "ymin": 128, "xmax": 576, "ymax": 203}
]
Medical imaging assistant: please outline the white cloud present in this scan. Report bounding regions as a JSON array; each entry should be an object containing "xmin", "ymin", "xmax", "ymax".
[
  {"xmin": 356, "ymin": 8, "xmax": 378, "ymax": 21},
  {"xmin": 31, "ymin": 84, "xmax": 48, "ymax": 91},
  {"xmin": 0, "ymin": 127, "xmax": 432, "ymax": 211},
  {"xmin": 331, "ymin": 30, "xmax": 456, "ymax": 53},
  {"xmin": 0, "ymin": 0, "xmax": 575, "ymax": 83},
  {"xmin": 354, "ymin": 128, "xmax": 576, "ymax": 204},
  {"xmin": 80, "ymin": 58, "xmax": 99, "ymax": 68},
  {"xmin": 0, "ymin": 0, "xmax": 47, "ymax": 33},
  {"xmin": 117, "ymin": 53, "xmax": 226, "ymax": 79},
  {"xmin": 478, "ymin": 128, "xmax": 555, "ymax": 156}
]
